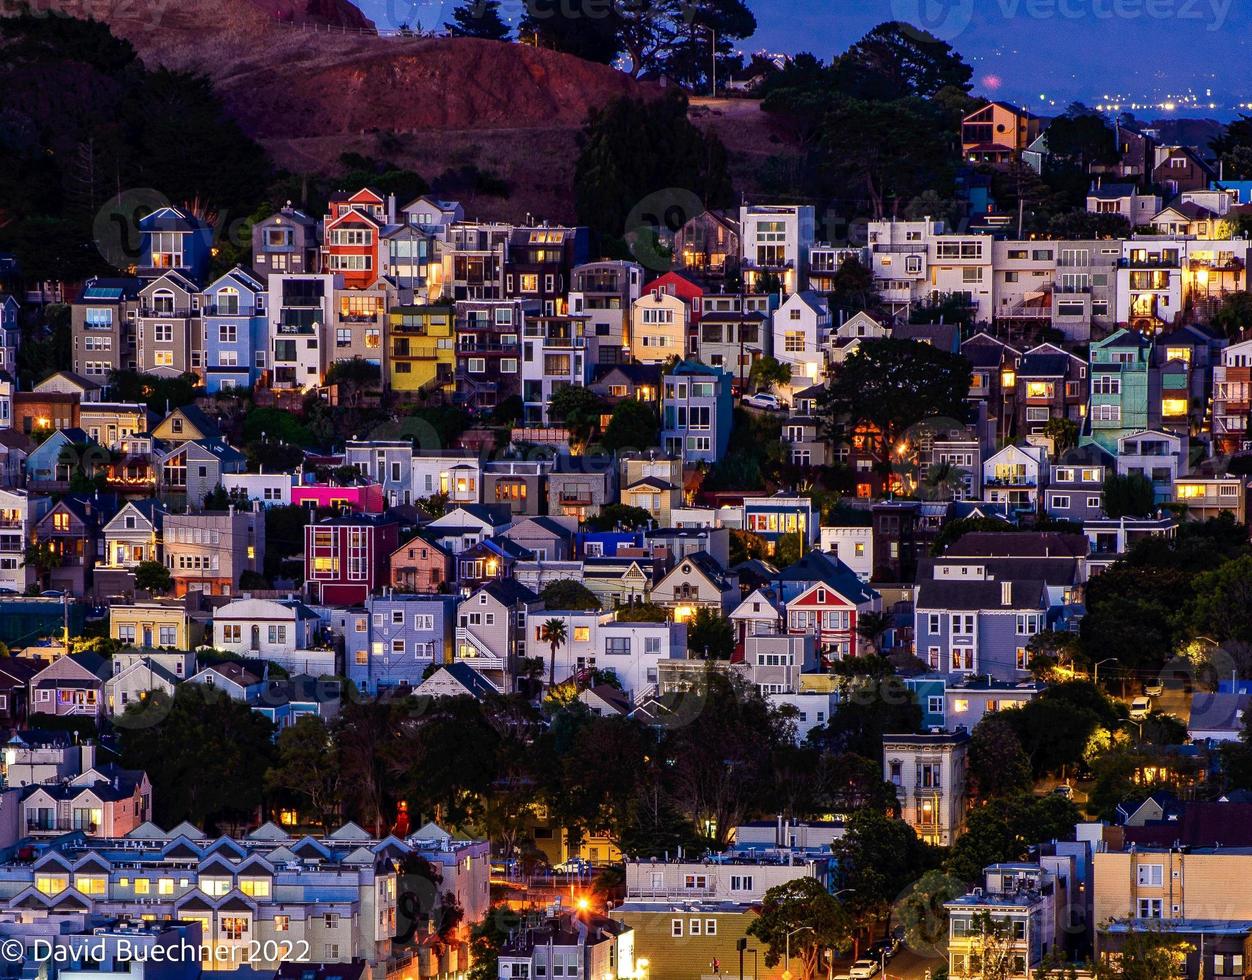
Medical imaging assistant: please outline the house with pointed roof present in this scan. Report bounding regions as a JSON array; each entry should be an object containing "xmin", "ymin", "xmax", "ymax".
[
  {"xmin": 20, "ymin": 764, "xmax": 152, "ymax": 836},
  {"xmin": 651, "ymin": 551, "xmax": 738, "ymax": 620},
  {"xmin": 414, "ymin": 661, "xmax": 497, "ymax": 700},
  {"xmin": 29, "ymin": 653, "xmax": 111, "ymax": 720},
  {"xmin": 775, "ymin": 551, "xmax": 881, "ymax": 661}
]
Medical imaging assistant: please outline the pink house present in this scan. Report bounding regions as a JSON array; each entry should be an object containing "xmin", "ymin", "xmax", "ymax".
[{"xmin": 291, "ymin": 482, "xmax": 385, "ymax": 514}]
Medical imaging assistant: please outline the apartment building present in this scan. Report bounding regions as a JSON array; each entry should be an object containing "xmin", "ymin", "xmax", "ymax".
[
  {"xmin": 623, "ymin": 850, "xmax": 831, "ymax": 905},
  {"xmin": 71, "ymin": 278, "xmax": 140, "ymax": 378},
  {"xmin": 946, "ymin": 863, "xmax": 1067, "ymax": 980},
  {"xmin": 1213, "ymin": 336, "xmax": 1252, "ymax": 453},
  {"xmin": 772, "ymin": 290, "xmax": 832, "ymax": 387},
  {"xmin": 884, "ymin": 730, "xmax": 970, "ymax": 846},
  {"xmin": 387, "ymin": 303, "xmax": 455, "ymax": 397},
  {"xmin": 454, "ymin": 298, "xmax": 531, "ymax": 412},
  {"xmin": 163, "ymin": 507, "xmax": 264, "ymax": 597},
  {"xmin": 739, "ymin": 204, "xmax": 815, "ymax": 294},
  {"xmin": 660, "ymin": 360, "xmax": 733, "ymax": 464},
  {"xmin": 568, "ymin": 260, "xmax": 643, "ymax": 362},
  {"xmin": 267, "ymin": 274, "xmax": 336, "ymax": 390},
  {"xmin": 0, "ymin": 489, "xmax": 49, "ymax": 593},
  {"xmin": 340, "ymin": 594, "xmax": 458, "ymax": 694},
  {"xmin": 136, "ymin": 272, "xmax": 202, "ymax": 377},
  {"xmin": 202, "ymin": 267, "xmax": 267, "ymax": 392},
  {"xmin": 521, "ymin": 314, "xmax": 595, "ymax": 425}
]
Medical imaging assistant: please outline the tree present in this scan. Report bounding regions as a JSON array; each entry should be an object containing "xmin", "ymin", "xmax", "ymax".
[
  {"xmin": 749, "ymin": 877, "xmax": 855, "ymax": 980},
  {"xmin": 615, "ymin": 603, "xmax": 669, "ymax": 622},
  {"xmin": 946, "ymin": 794, "xmax": 1079, "ymax": 883},
  {"xmin": 574, "ymin": 92, "xmax": 732, "ymax": 241},
  {"xmin": 519, "ymin": 0, "xmax": 621, "ymax": 64},
  {"xmin": 1042, "ymin": 417, "xmax": 1078, "ymax": 454},
  {"xmin": 828, "ymin": 257, "xmax": 882, "ymax": 318},
  {"xmin": 118, "ymin": 685, "xmax": 276, "ymax": 829},
  {"xmin": 1190, "ymin": 554, "xmax": 1252, "ymax": 644},
  {"xmin": 1103, "ymin": 473, "xmax": 1156, "ymax": 519},
  {"xmin": 1213, "ymin": 291, "xmax": 1252, "ymax": 339},
  {"xmin": 773, "ymin": 532, "xmax": 804, "ymax": 568},
  {"xmin": 540, "ymin": 579, "xmax": 602, "ymax": 612},
  {"xmin": 967, "ymin": 715, "xmax": 1033, "ymax": 800},
  {"xmin": 134, "ymin": 560, "xmax": 174, "ymax": 596},
  {"xmin": 1094, "ymin": 928, "xmax": 1194, "ymax": 980},
  {"xmin": 1213, "ymin": 114, "xmax": 1252, "ymax": 179},
  {"xmin": 600, "ymin": 399, "xmax": 660, "ymax": 452},
  {"xmin": 548, "ymin": 385, "xmax": 605, "ymax": 446},
  {"xmin": 1044, "ymin": 105, "xmax": 1119, "ymax": 171},
  {"xmin": 445, "ymin": 0, "xmax": 510, "ymax": 39},
  {"xmin": 749, "ymin": 356, "xmax": 792, "ymax": 393},
  {"xmin": 1046, "ymin": 209, "xmax": 1131, "ymax": 239},
  {"xmin": 21, "ymin": 542, "xmax": 58, "ymax": 589},
  {"xmin": 821, "ymin": 339, "xmax": 971, "ymax": 474},
  {"xmin": 832, "ymin": 808, "xmax": 936, "ymax": 939},
  {"xmin": 585, "ymin": 503, "xmax": 655, "ymax": 531},
  {"xmin": 324, "ymin": 358, "xmax": 382, "ymax": 409},
  {"xmin": 833, "ymin": 22, "xmax": 973, "ymax": 100},
  {"xmin": 266, "ymin": 716, "xmax": 342, "ymax": 833},
  {"xmin": 897, "ymin": 869, "xmax": 968, "ymax": 957},
  {"xmin": 855, "ymin": 611, "xmax": 892, "ymax": 655},
  {"xmin": 686, "ymin": 608, "xmax": 735, "ymax": 660},
  {"xmin": 542, "ymin": 618, "xmax": 568, "ymax": 688}
]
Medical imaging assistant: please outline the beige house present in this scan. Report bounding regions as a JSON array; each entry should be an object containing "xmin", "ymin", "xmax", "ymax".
[
  {"xmin": 1094, "ymin": 846, "xmax": 1252, "ymax": 927},
  {"xmin": 651, "ymin": 552, "xmax": 739, "ymax": 622},
  {"xmin": 109, "ymin": 602, "xmax": 193, "ymax": 650},
  {"xmin": 883, "ymin": 731, "xmax": 970, "ymax": 846},
  {"xmin": 80, "ymin": 402, "xmax": 154, "ymax": 450},
  {"xmin": 137, "ymin": 271, "xmax": 202, "ymax": 377},
  {"xmin": 454, "ymin": 581, "xmax": 544, "ymax": 687},
  {"xmin": 163, "ymin": 508, "xmax": 264, "ymax": 597},
  {"xmin": 629, "ymin": 290, "xmax": 687, "ymax": 363}
]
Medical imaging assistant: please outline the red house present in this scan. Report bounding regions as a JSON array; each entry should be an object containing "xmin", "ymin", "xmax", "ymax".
[
  {"xmin": 322, "ymin": 188, "xmax": 390, "ymax": 290},
  {"xmin": 305, "ymin": 514, "xmax": 401, "ymax": 605},
  {"xmin": 644, "ymin": 271, "xmax": 705, "ymax": 325}
]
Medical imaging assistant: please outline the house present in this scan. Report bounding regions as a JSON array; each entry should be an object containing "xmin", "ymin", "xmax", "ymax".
[
  {"xmin": 742, "ymin": 493, "xmax": 817, "ymax": 551},
  {"xmin": 163, "ymin": 507, "xmax": 264, "ymax": 597},
  {"xmin": 501, "ymin": 516, "xmax": 575, "ymax": 562},
  {"xmin": 0, "ymin": 660, "xmax": 40, "ymax": 727},
  {"xmin": 410, "ymin": 449, "xmax": 483, "ymax": 506},
  {"xmin": 101, "ymin": 499, "xmax": 166, "ymax": 572},
  {"xmin": 31, "ymin": 496, "xmax": 108, "ymax": 595},
  {"xmin": 696, "ymin": 310, "xmax": 768, "ymax": 380},
  {"xmin": 1152, "ymin": 145, "xmax": 1216, "ymax": 197},
  {"xmin": 454, "ymin": 580, "xmax": 543, "ymax": 692},
  {"xmin": 202, "ymin": 266, "xmax": 267, "ymax": 392},
  {"xmin": 155, "ymin": 440, "xmax": 247, "ymax": 509},
  {"xmin": 454, "ymin": 536, "xmax": 532, "ymax": 592},
  {"xmin": 251, "ymin": 202, "xmax": 319, "ymax": 278},
  {"xmin": 772, "ymin": 290, "xmax": 832, "ymax": 387},
  {"xmin": 483, "ymin": 459, "xmax": 550, "ymax": 518},
  {"xmin": 304, "ymin": 514, "xmax": 400, "ymax": 605},
  {"xmin": 651, "ymin": 551, "xmax": 737, "ymax": 621},
  {"xmin": 71, "ymin": 277, "xmax": 141, "ymax": 378},
  {"xmin": 137, "ymin": 271, "xmax": 202, "ymax": 377},
  {"xmin": 0, "ymin": 489, "xmax": 49, "ymax": 594},
  {"xmin": 784, "ymin": 384, "xmax": 830, "ymax": 468},
  {"xmin": 674, "ymin": 209, "xmax": 741, "ymax": 281},
  {"xmin": 322, "ymin": 187, "xmax": 389, "ymax": 289},
  {"xmin": 252, "ymin": 673, "xmax": 342, "ymax": 729},
  {"xmin": 79, "ymin": 402, "xmax": 153, "ymax": 452},
  {"xmin": 422, "ymin": 504, "xmax": 511, "ymax": 555},
  {"xmin": 884, "ymin": 730, "xmax": 970, "ymax": 845},
  {"xmin": 388, "ymin": 534, "xmax": 453, "ymax": 593},
  {"xmin": 776, "ymin": 550, "xmax": 880, "ymax": 659},
  {"xmin": 20, "ymin": 765, "xmax": 152, "ymax": 837},
  {"xmin": 221, "ymin": 471, "xmax": 293, "ymax": 508},
  {"xmin": 1086, "ymin": 183, "xmax": 1161, "ymax": 226},
  {"xmin": 946, "ymin": 863, "xmax": 1068, "ymax": 980},
  {"xmin": 29, "ymin": 653, "xmax": 111, "ymax": 720},
  {"xmin": 267, "ymin": 273, "xmax": 336, "ymax": 389},
  {"xmin": 414, "ymin": 661, "xmax": 497, "ymax": 700},
  {"xmin": 739, "ymin": 203, "xmax": 815, "ymax": 294},
  {"xmin": 1088, "ymin": 328, "xmax": 1154, "ymax": 452},
  {"xmin": 388, "ymin": 304, "xmax": 455, "ymax": 398},
  {"xmin": 1117, "ymin": 428, "xmax": 1184, "ymax": 503},
  {"xmin": 1212, "ymin": 335, "xmax": 1252, "ymax": 454},
  {"xmin": 1014, "ymin": 343, "xmax": 1088, "ymax": 438},
  {"xmin": 914, "ymin": 578, "xmax": 1049, "ymax": 679},
  {"xmin": 818, "ymin": 525, "xmax": 873, "ymax": 581},
  {"xmin": 660, "ymin": 360, "xmax": 733, "ymax": 464},
  {"xmin": 588, "ymin": 362, "xmax": 661, "ymax": 408},
  {"xmin": 25, "ymin": 428, "xmax": 98, "ymax": 491},
  {"xmin": 1187, "ymin": 692, "xmax": 1251, "ymax": 743},
  {"xmin": 184, "ymin": 660, "xmax": 266, "ymax": 702},
  {"xmin": 138, "ymin": 205, "xmax": 213, "ymax": 279},
  {"xmin": 1044, "ymin": 444, "xmax": 1112, "ymax": 523},
  {"xmin": 104, "ymin": 656, "xmax": 181, "ymax": 716},
  {"xmin": 213, "ymin": 597, "xmax": 320, "ymax": 660},
  {"xmin": 629, "ymin": 289, "xmax": 688, "ymax": 363},
  {"xmin": 983, "ymin": 443, "xmax": 1048, "ymax": 513},
  {"xmin": 109, "ymin": 602, "xmax": 193, "ymax": 650},
  {"xmin": 961, "ymin": 102, "xmax": 1042, "ymax": 166},
  {"xmin": 497, "ymin": 910, "xmax": 633, "ymax": 980},
  {"xmin": 291, "ymin": 481, "xmax": 385, "ymax": 514},
  {"xmin": 504, "ymin": 224, "xmax": 589, "ymax": 315},
  {"xmin": 520, "ymin": 314, "xmax": 597, "ymax": 426},
  {"xmin": 453, "ymin": 298, "xmax": 531, "ymax": 412},
  {"xmin": 547, "ymin": 457, "xmax": 617, "ymax": 522},
  {"xmin": 1173, "ymin": 475, "xmax": 1247, "ymax": 523},
  {"xmin": 569, "ymin": 260, "xmax": 644, "ymax": 360}
]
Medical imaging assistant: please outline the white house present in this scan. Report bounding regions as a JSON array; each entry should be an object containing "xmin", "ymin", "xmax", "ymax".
[
  {"xmin": 772, "ymin": 290, "xmax": 832, "ymax": 387},
  {"xmin": 818, "ymin": 527, "xmax": 873, "ymax": 581},
  {"xmin": 0, "ymin": 489, "xmax": 50, "ymax": 592},
  {"xmin": 104, "ymin": 657, "xmax": 181, "ymax": 717},
  {"xmin": 411, "ymin": 451, "xmax": 482, "ymax": 505},
  {"xmin": 211, "ymin": 597, "xmax": 325, "ymax": 673},
  {"xmin": 222, "ymin": 471, "xmax": 293, "ymax": 507},
  {"xmin": 983, "ymin": 443, "xmax": 1048, "ymax": 512},
  {"xmin": 525, "ymin": 613, "xmax": 686, "ymax": 696}
]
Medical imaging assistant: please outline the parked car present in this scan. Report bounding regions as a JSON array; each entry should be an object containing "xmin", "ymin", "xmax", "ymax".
[
  {"xmin": 1052, "ymin": 784, "xmax": 1074, "ymax": 800},
  {"xmin": 743, "ymin": 391, "xmax": 788, "ymax": 411},
  {"xmin": 850, "ymin": 960, "xmax": 880, "ymax": 979},
  {"xmin": 553, "ymin": 858, "xmax": 592, "ymax": 875},
  {"xmin": 1130, "ymin": 696, "xmax": 1152, "ymax": 720},
  {"xmin": 1144, "ymin": 679, "xmax": 1164, "ymax": 697}
]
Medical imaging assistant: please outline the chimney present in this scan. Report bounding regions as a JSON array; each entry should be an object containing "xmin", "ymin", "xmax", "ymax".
[{"xmin": 1001, "ymin": 581, "xmax": 1012, "ymax": 606}]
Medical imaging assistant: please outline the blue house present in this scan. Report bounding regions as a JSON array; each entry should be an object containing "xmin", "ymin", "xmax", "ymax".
[
  {"xmin": 743, "ymin": 492, "xmax": 817, "ymax": 549},
  {"xmin": 342, "ymin": 594, "xmax": 458, "ymax": 695},
  {"xmin": 26, "ymin": 429, "xmax": 100, "ymax": 489},
  {"xmin": 913, "ymin": 577, "xmax": 1051, "ymax": 681},
  {"xmin": 905, "ymin": 675, "xmax": 948, "ymax": 730},
  {"xmin": 577, "ymin": 530, "xmax": 644, "ymax": 558},
  {"xmin": 0, "ymin": 295, "xmax": 18, "ymax": 377},
  {"xmin": 203, "ymin": 267, "xmax": 267, "ymax": 392},
  {"xmin": 661, "ymin": 360, "xmax": 733, "ymax": 464},
  {"xmin": 138, "ymin": 207, "xmax": 214, "ymax": 282}
]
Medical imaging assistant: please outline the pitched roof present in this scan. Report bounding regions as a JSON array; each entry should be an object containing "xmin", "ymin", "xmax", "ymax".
[
  {"xmin": 1122, "ymin": 801, "xmax": 1252, "ymax": 848},
  {"xmin": 916, "ymin": 578, "xmax": 1048, "ymax": 611},
  {"xmin": 776, "ymin": 550, "xmax": 876, "ymax": 604},
  {"xmin": 1189, "ymin": 692, "xmax": 1251, "ymax": 735},
  {"xmin": 943, "ymin": 531, "xmax": 1089, "ymax": 559},
  {"xmin": 422, "ymin": 661, "xmax": 497, "ymax": 699},
  {"xmin": 477, "ymin": 579, "xmax": 540, "ymax": 606}
]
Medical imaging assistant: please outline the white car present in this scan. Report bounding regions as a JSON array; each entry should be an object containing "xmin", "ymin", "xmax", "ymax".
[
  {"xmin": 1144, "ymin": 680, "xmax": 1164, "ymax": 697},
  {"xmin": 849, "ymin": 960, "xmax": 879, "ymax": 979},
  {"xmin": 1129, "ymin": 696, "xmax": 1152, "ymax": 720},
  {"xmin": 743, "ymin": 391, "xmax": 787, "ymax": 411}
]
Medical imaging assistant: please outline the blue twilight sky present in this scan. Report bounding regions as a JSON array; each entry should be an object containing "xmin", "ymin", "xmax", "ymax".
[{"xmin": 353, "ymin": 0, "xmax": 1252, "ymax": 117}]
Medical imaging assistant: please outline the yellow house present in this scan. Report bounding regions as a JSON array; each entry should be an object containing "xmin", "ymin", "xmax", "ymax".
[
  {"xmin": 109, "ymin": 602, "xmax": 192, "ymax": 650},
  {"xmin": 389, "ymin": 304, "xmax": 455, "ymax": 395},
  {"xmin": 613, "ymin": 904, "xmax": 803, "ymax": 980},
  {"xmin": 1094, "ymin": 846, "xmax": 1252, "ymax": 928},
  {"xmin": 151, "ymin": 406, "xmax": 217, "ymax": 443},
  {"xmin": 629, "ymin": 291, "xmax": 687, "ymax": 363}
]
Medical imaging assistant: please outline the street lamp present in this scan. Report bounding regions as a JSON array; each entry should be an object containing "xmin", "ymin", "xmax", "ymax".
[
  {"xmin": 783, "ymin": 926, "xmax": 814, "ymax": 980},
  {"xmin": 1093, "ymin": 658, "xmax": 1117, "ymax": 686}
]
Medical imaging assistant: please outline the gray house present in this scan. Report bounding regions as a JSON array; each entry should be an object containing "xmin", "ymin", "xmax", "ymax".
[
  {"xmin": 913, "ymin": 578, "xmax": 1050, "ymax": 681},
  {"xmin": 155, "ymin": 440, "xmax": 247, "ymax": 510},
  {"xmin": 546, "ymin": 456, "xmax": 617, "ymax": 522},
  {"xmin": 483, "ymin": 460, "xmax": 550, "ymax": 518},
  {"xmin": 1044, "ymin": 444, "xmax": 1113, "ymax": 524},
  {"xmin": 501, "ymin": 516, "xmax": 576, "ymax": 562},
  {"xmin": 341, "ymin": 594, "xmax": 458, "ymax": 695},
  {"xmin": 345, "ymin": 439, "xmax": 415, "ymax": 507}
]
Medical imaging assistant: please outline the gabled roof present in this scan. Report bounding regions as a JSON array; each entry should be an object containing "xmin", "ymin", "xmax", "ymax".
[
  {"xmin": 775, "ymin": 550, "xmax": 877, "ymax": 605},
  {"xmin": 475, "ymin": 579, "xmax": 540, "ymax": 606},
  {"xmin": 660, "ymin": 550, "xmax": 734, "ymax": 593},
  {"xmin": 625, "ymin": 476, "xmax": 676, "ymax": 493},
  {"xmin": 418, "ymin": 661, "xmax": 497, "ymax": 700},
  {"xmin": 1087, "ymin": 182, "xmax": 1140, "ymax": 200},
  {"xmin": 916, "ymin": 578, "xmax": 1048, "ymax": 611}
]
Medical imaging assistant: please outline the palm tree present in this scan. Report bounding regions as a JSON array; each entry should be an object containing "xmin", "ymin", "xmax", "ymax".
[
  {"xmin": 855, "ymin": 610, "xmax": 893, "ymax": 655},
  {"xmin": 22, "ymin": 542, "xmax": 58, "ymax": 591},
  {"xmin": 922, "ymin": 461, "xmax": 967, "ymax": 502},
  {"xmin": 542, "ymin": 618, "xmax": 568, "ymax": 689}
]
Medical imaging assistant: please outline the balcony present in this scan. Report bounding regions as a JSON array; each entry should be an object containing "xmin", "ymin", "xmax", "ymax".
[
  {"xmin": 394, "ymin": 345, "xmax": 440, "ymax": 360},
  {"xmin": 456, "ymin": 343, "xmax": 520, "ymax": 355},
  {"xmin": 1053, "ymin": 283, "xmax": 1092, "ymax": 294},
  {"xmin": 1118, "ymin": 256, "xmax": 1180, "ymax": 269},
  {"xmin": 139, "ymin": 307, "xmax": 193, "ymax": 318},
  {"xmin": 1189, "ymin": 257, "xmax": 1243, "ymax": 272}
]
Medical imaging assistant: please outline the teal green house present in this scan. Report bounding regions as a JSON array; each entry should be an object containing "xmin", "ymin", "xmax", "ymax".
[{"xmin": 1086, "ymin": 329, "xmax": 1153, "ymax": 454}]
